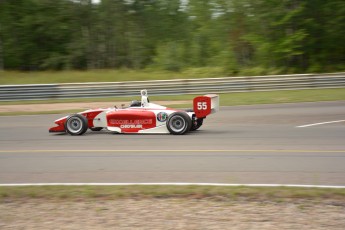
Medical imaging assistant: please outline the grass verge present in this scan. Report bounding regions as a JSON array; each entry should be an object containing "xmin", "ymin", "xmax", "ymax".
[
  {"xmin": 0, "ymin": 88, "xmax": 344, "ymax": 116},
  {"xmin": 0, "ymin": 68, "xmax": 228, "ymax": 85},
  {"xmin": 0, "ymin": 185, "xmax": 344, "ymax": 202},
  {"xmin": 1, "ymin": 69, "xmax": 343, "ymax": 85},
  {"xmin": 1, "ymin": 88, "xmax": 344, "ymax": 106},
  {"xmin": 0, "ymin": 110, "xmax": 82, "ymax": 117}
]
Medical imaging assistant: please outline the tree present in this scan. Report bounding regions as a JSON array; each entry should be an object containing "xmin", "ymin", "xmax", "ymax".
[{"xmin": 0, "ymin": 0, "xmax": 343, "ymax": 72}]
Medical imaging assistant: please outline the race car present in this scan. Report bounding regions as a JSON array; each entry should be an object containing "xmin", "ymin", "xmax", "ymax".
[{"xmin": 49, "ymin": 90, "xmax": 219, "ymax": 135}]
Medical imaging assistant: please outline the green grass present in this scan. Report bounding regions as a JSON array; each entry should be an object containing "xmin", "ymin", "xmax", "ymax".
[
  {"xmin": 0, "ymin": 88, "xmax": 344, "ymax": 116},
  {"xmin": 0, "ymin": 96, "xmax": 139, "ymax": 106},
  {"xmin": 218, "ymin": 88, "xmax": 345, "ymax": 105},
  {"xmin": 0, "ymin": 68, "xmax": 227, "ymax": 85},
  {"xmin": 0, "ymin": 185, "xmax": 344, "ymax": 202},
  {"xmin": 1, "ymin": 88, "xmax": 344, "ymax": 106},
  {"xmin": 2, "ymin": 68, "xmax": 342, "ymax": 85},
  {"xmin": 0, "ymin": 110, "xmax": 83, "ymax": 116}
]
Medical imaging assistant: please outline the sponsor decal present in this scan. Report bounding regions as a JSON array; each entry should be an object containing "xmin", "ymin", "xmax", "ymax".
[
  {"xmin": 120, "ymin": 124, "xmax": 142, "ymax": 129},
  {"xmin": 157, "ymin": 112, "xmax": 168, "ymax": 122},
  {"xmin": 109, "ymin": 119, "xmax": 153, "ymax": 129}
]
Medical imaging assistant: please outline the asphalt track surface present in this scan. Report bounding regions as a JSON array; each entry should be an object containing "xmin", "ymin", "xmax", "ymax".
[{"xmin": 0, "ymin": 101, "xmax": 344, "ymax": 185}]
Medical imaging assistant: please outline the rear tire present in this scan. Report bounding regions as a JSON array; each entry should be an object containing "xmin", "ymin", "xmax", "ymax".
[
  {"xmin": 191, "ymin": 118, "xmax": 203, "ymax": 131},
  {"xmin": 185, "ymin": 109, "xmax": 203, "ymax": 131},
  {"xmin": 166, "ymin": 112, "xmax": 192, "ymax": 135},
  {"xmin": 64, "ymin": 114, "xmax": 88, "ymax": 136}
]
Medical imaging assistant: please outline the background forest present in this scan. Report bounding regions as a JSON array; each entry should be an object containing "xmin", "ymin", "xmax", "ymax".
[{"xmin": 0, "ymin": 0, "xmax": 344, "ymax": 75}]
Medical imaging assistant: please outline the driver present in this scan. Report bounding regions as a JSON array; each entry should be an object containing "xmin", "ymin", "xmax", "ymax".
[{"xmin": 129, "ymin": 100, "xmax": 141, "ymax": 107}]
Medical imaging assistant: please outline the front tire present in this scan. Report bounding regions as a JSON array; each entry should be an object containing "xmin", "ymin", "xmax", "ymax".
[
  {"xmin": 166, "ymin": 112, "xmax": 192, "ymax": 135},
  {"xmin": 64, "ymin": 114, "xmax": 88, "ymax": 136}
]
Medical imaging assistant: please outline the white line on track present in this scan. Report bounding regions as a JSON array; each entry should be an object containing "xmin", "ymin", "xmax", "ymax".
[
  {"xmin": 1, "ymin": 149, "xmax": 345, "ymax": 153},
  {"xmin": 297, "ymin": 119, "xmax": 345, "ymax": 128},
  {"xmin": 0, "ymin": 183, "xmax": 344, "ymax": 189}
]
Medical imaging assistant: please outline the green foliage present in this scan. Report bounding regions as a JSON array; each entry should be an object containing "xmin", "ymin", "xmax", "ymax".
[
  {"xmin": 153, "ymin": 42, "xmax": 185, "ymax": 71},
  {"xmin": 0, "ymin": 0, "xmax": 344, "ymax": 73}
]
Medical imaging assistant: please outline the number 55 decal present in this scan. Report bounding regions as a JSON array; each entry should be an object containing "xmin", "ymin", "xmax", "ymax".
[
  {"xmin": 197, "ymin": 102, "xmax": 208, "ymax": 110},
  {"xmin": 193, "ymin": 96, "xmax": 211, "ymax": 118}
]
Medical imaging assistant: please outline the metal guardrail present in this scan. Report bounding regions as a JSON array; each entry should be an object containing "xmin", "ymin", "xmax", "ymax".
[{"xmin": 0, "ymin": 73, "xmax": 344, "ymax": 101}]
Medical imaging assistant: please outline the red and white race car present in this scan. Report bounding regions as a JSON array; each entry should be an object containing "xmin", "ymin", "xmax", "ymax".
[{"xmin": 49, "ymin": 90, "xmax": 219, "ymax": 135}]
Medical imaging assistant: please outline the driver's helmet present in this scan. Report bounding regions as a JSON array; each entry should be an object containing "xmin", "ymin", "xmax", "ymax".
[{"xmin": 130, "ymin": 100, "xmax": 141, "ymax": 107}]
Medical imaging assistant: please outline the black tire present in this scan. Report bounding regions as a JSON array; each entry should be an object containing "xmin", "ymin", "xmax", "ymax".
[
  {"xmin": 90, "ymin": 127, "xmax": 103, "ymax": 131},
  {"xmin": 166, "ymin": 112, "xmax": 192, "ymax": 135},
  {"xmin": 191, "ymin": 118, "xmax": 203, "ymax": 131},
  {"xmin": 64, "ymin": 114, "xmax": 88, "ymax": 136}
]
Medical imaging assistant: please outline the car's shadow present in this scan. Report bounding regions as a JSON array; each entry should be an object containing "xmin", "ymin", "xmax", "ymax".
[{"xmin": 50, "ymin": 129, "xmax": 231, "ymax": 136}]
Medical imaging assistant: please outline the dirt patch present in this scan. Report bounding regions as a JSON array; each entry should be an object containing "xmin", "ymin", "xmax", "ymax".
[
  {"xmin": 0, "ymin": 101, "xmax": 190, "ymax": 113},
  {"xmin": 1, "ymin": 198, "xmax": 344, "ymax": 230}
]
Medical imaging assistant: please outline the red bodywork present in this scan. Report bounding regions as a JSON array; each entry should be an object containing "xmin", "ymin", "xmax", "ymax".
[
  {"xmin": 49, "ymin": 109, "xmax": 104, "ymax": 133},
  {"xmin": 107, "ymin": 109, "xmax": 157, "ymax": 133},
  {"xmin": 49, "ymin": 108, "xmax": 159, "ymax": 133}
]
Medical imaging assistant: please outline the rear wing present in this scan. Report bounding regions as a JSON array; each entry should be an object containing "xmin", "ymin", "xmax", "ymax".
[{"xmin": 193, "ymin": 94, "xmax": 219, "ymax": 118}]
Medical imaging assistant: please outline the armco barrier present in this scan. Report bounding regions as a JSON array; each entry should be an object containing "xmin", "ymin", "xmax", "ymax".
[{"xmin": 0, "ymin": 73, "xmax": 344, "ymax": 101}]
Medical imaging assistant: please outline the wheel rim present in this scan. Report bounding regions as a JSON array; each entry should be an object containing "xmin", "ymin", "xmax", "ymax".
[
  {"xmin": 67, "ymin": 117, "xmax": 83, "ymax": 133},
  {"xmin": 169, "ymin": 115, "xmax": 186, "ymax": 133}
]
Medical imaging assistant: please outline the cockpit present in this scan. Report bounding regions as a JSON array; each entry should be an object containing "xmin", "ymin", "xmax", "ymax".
[
  {"xmin": 126, "ymin": 89, "xmax": 166, "ymax": 110},
  {"xmin": 128, "ymin": 89, "xmax": 150, "ymax": 108}
]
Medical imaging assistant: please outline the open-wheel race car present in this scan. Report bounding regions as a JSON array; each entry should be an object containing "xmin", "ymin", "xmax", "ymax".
[{"xmin": 49, "ymin": 90, "xmax": 219, "ymax": 135}]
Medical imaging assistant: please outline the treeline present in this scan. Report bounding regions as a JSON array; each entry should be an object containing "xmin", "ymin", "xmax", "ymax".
[{"xmin": 0, "ymin": 0, "xmax": 344, "ymax": 74}]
